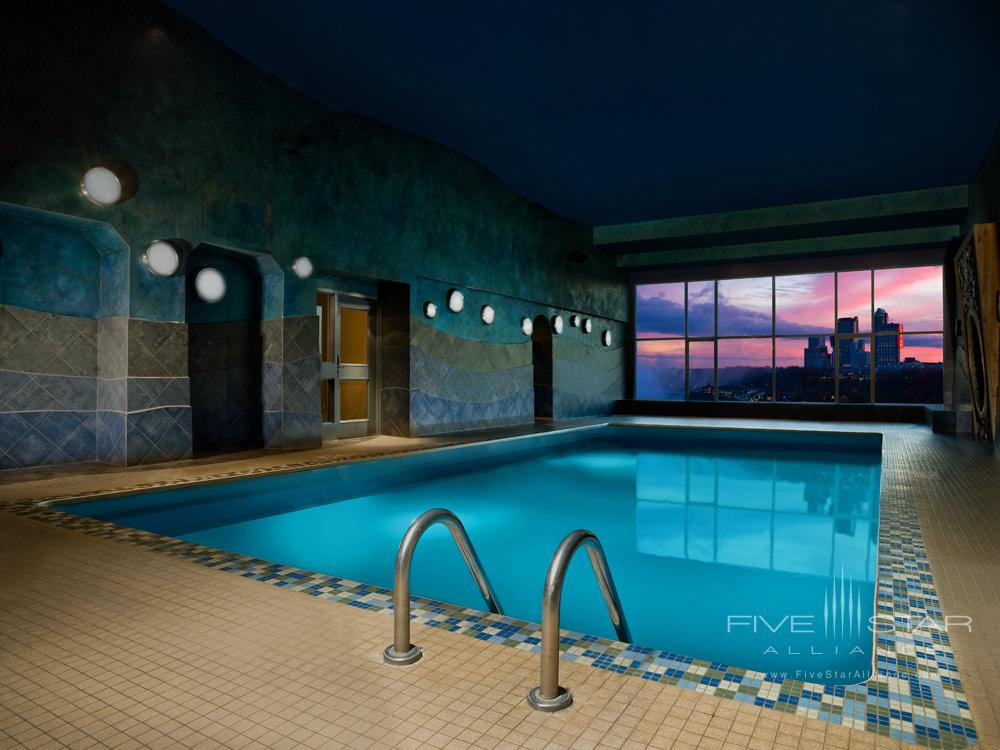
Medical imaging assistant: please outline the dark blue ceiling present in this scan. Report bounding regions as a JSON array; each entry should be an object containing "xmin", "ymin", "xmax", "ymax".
[{"xmin": 167, "ymin": 0, "xmax": 1000, "ymax": 226}]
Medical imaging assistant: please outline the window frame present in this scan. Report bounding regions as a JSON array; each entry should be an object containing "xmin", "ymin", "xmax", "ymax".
[{"xmin": 633, "ymin": 266, "xmax": 945, "ymax": 405}]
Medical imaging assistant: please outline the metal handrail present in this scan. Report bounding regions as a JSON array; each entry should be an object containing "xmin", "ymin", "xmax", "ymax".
[
  {"xmin": 527, "ymin": 529, "xmax": 631, "ymax": 711},
  {"xmin": 383, "ymin": 508, "xmax": 503, "ymax": 665}
]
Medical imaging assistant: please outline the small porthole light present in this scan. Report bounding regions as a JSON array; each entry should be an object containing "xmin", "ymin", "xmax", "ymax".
[
  {"xmin": 291, "ymin": 256, "xmax": 314, "ymax": 279},
  {"xmin": 424, "ymin": 301, "xmax": 438, "ymax": 319},
  {"xmin": 80, "ymin": 160, "xmax": 138, "ymax": 206},
  {"xmin": 142, "ymin": 240, "xmax": 181, "ymax": 278},
  {"xmin": 521, "ymin": 317, "xmax": 534, "ymax": 336},
  {"xmin": 583, "ymin": 318, "xmax": 592, "ymax": 333},
  {"xmin": 81, "ymin": 167, "xmax": 120, "ymax": 206},
  {"xmin": 194, "ymin": 267, "xmax": 226, "ymax": 303},
  {"xmin": 551, "ymin": 315, "xmax": 564, "ymax": 334},
  {"xmin": 570, "ymin": 314, "xmax": 581, "ymax": 328},
  {"xmin": 481, "ymin": 304, "xmax": 495, "ymax": 325},
  {"xmin": 447, "ymin": 289, "xmax": 465, "ymax": 313},
  {"xmin": 602, "ymin": 330, "xmax": 612, "ymax": 347}
]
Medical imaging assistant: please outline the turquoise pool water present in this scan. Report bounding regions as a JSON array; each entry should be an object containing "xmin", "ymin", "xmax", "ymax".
[{"xmin": 57, "ymin": 426, "xmax": 881, "ymax": 684}]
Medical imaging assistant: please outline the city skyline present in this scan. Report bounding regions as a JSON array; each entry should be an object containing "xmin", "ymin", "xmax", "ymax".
[{"xmin": 802, "ymin": 307, "xmax": 919, "ymax": 370}]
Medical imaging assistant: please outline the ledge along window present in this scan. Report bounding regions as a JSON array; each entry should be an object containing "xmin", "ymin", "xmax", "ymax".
[{"xmin": 634, "ymin": 265, "xmax": 944, "ymax": 404}]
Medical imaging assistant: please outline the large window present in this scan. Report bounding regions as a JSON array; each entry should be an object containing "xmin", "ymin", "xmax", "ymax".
[{"xmin": 634, "ymin": 266, "xmax": 944, "ymax": 404}]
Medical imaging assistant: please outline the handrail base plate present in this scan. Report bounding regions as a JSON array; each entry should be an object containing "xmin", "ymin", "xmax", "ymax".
[
  {"xmin": 383, "ymin": 644, "xmax": 423, "ymax": 666},
  {"xmin": 527, "ymin": 686, "xmax": 573, "ymax": 712}
]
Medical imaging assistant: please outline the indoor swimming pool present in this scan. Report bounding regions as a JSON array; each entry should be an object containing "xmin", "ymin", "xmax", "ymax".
[{"xmin": 55, "ymin": 425, "xmax": 882, "ymax": 684}]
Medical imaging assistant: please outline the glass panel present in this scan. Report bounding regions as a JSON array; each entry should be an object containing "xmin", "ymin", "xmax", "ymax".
[
  {"xmin": 340, "ymin": 307, "xmax": 369, "ymax": 364},
  {"xmin": 317, "ymin": 304, "xmax": 324, "ymax": 358},
  {"xmin": 836, "ymin": 270, "xmax": 871, "ymax": 333},
  {"xmin": 687, "ymin": 340, "xmax": 715, "ymax": 400},
  {"xmin": 635, "ymin": 340, "xmax": 684, "ymax": 400},
  {"xmin": 717, "ymin": 277, "xmax": 772, "ymax": 336},
  {"xmin": 837, "ymin": 336, "xmax": 871, "ymax": 403},
  {"xmin": 874, "ymin": 266, "xmax": 944, "ymax": 332},
  {"xmin": 687, "ymin": 280, "xmax": 715, "ymax": 337},
  {"xmin": 717, "ymin": 338, "xmax": 772, "ymax": 402},
  {"xmin": 339, "ymin": 379, "xmax": 369, "ymax": 420},
  {"xmin": 875, "ymin": 333, "xmax": 943, "ymax": 403},
  {"xmin": 775, "ymin": 273, "xmax": 834, "ymax": 334},
  {"xmin": 775, "ymin": 337, "xmax": 835, "ymax": 402},
  {"xmin": 635, "ymin": 283, "xmax": 685, "ymax": 338},
  {"xmin": 317, "ymin": 294, "xmax": 334, "ymax": 362},
  {"xmin": 322, "ymin": 381, "xmax": 334, "ymax": 422}
]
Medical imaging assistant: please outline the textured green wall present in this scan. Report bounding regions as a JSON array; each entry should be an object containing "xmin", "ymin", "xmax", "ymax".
[
  {"xmin": 408, "ymin": 278, "xmax": 624, "ymax": 433},
  {"xmin": 0, "ymin": 0, "xmax": 625, "ymax": 324},
  {"xmin": 0, "ymin": 0, "xmax": 626, "ymax": 460}
]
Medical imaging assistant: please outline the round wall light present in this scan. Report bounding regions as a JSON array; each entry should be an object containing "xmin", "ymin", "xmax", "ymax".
[
  {"xmin": 424, "ymin": 301, "xmax": 438, "ymax": 319},
  {"xmin": 551, "ymin": 315, "xmax": 564, "ymax": 334},
  {"xmin": 142, "ymin": 240, "xmax": 182, "ymax": 278},
  {"xmin": 481, "ymin": 304, "xmax": 495, "ymax": 325},
  {"xmin": 583, "ymin": 318, "xmax": 593, "ymax": 333},
  {"xmin": 521, "ymin": 317, "xmax": 534, "ymax": 336},
  {"xmin": 291, "ymin": 256, "xmax": 314, "ymax": 279},
  {"xmin": 194, "ymin": 267, "xmax": 227, "ymax": 303},
  {"xmin": 602, "ymin": 330, "xmax": 612, "ymax": 347},
  {"xmin": 570, "ymin": 314, "xmax": 581, "ymax": 328},
  {"xmin": 447, "ymin": 289, "xmax": 465, "ymax": 313},
  {"xmin": 80, "ymin": 160, "xmax": 138, "ymax": 206}
]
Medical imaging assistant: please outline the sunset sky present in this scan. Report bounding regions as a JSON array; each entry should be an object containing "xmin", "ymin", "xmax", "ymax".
[{"xmin": 636, "ymin": 266, "xmax": 945, "ymax": 367}]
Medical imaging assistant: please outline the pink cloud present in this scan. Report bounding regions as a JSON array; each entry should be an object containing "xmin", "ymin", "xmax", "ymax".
[{"xmin": 875, "ymin": 266, "xmax": 944, "ymax": 331}]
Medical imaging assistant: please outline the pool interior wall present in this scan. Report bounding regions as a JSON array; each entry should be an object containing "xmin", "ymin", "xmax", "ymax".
[{"xmin": 55, "ymin": 424, "xmax": 882, "ymax": 685}]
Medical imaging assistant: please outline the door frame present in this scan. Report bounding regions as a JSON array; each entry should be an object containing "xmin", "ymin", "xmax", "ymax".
[{"xmin": 318, "ymin": 289, "xmax": 378, "ymax": 439}]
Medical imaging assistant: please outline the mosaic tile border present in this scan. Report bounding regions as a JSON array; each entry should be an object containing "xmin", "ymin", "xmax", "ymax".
[{"xmin": 4, "ymin": 425, "xmax": 978, "ymax": 748}]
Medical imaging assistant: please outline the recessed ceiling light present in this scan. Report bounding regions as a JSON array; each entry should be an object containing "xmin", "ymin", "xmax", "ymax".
[
  {"xmin": 424, "ymin": 301, "xmax": 438, "ymax": 319},
  {"xmin": 481, "ymin": 304, "xmax": 495, "ymax": 325},
  {"xmin": 583, "ymin": 318, "xmax": 592, "ymax": 333},
  {"xmin": 521, "ymin": 317, "xmax": 534, "ymax": 336},
  {"xmin": 551, "ymin": 315, "xmax": 564, "ymax": 334},
  {"xmin": 570, "ymin": 315, "xmax": 581, "ymax": 328},
  {"xmin": 194, "ymin": 267, "xmax": 226, "ymax": 303},
  {"xmin": 602, "ymin": 330, "xmax": 612, "ymax": 347}
]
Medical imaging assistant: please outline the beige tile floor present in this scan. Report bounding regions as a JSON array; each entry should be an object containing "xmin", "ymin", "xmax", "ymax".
[{"xmin": 0, "ymin": 420, "xmax": 997, "ymax": 750}]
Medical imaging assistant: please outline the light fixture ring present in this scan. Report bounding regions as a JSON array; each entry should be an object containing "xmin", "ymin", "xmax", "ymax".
[
  {"xmin": 142, "ymin": 240, "xmax": 182, "ymax": 278},
  {"xmin": 80, "ymin": 159, "xmax": 138, "ymax": 206}
]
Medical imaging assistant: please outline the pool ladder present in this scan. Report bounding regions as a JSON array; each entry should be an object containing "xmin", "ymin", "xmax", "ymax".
[
  {"xmin": 527, "ymin": 529, "xmax": 631, "ymax": 712},
  {"xmin": 383, "ymin": 508, "xmax": 503, "ymax": 665},
  {"xmin": 384, "ymin": 508, "xmax": 630, "ymax": 713}
]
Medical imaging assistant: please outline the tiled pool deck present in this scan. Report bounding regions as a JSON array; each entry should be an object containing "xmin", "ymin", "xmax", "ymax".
[{"xmin": 1, "ymin": 419, "xmax": 997, "ymax": 750}]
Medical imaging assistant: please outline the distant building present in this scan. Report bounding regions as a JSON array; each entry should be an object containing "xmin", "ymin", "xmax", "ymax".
[
  {"xmin": 836, "ymin": 316, "xmax": 868, "ymax": 370},
  {"xmin": 803, "ymin": 336, "xmax": 832, "ymax": 368},
  {"xmin": 873, "ymin": 307, "xmax": 903, "ymax": 367}
]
